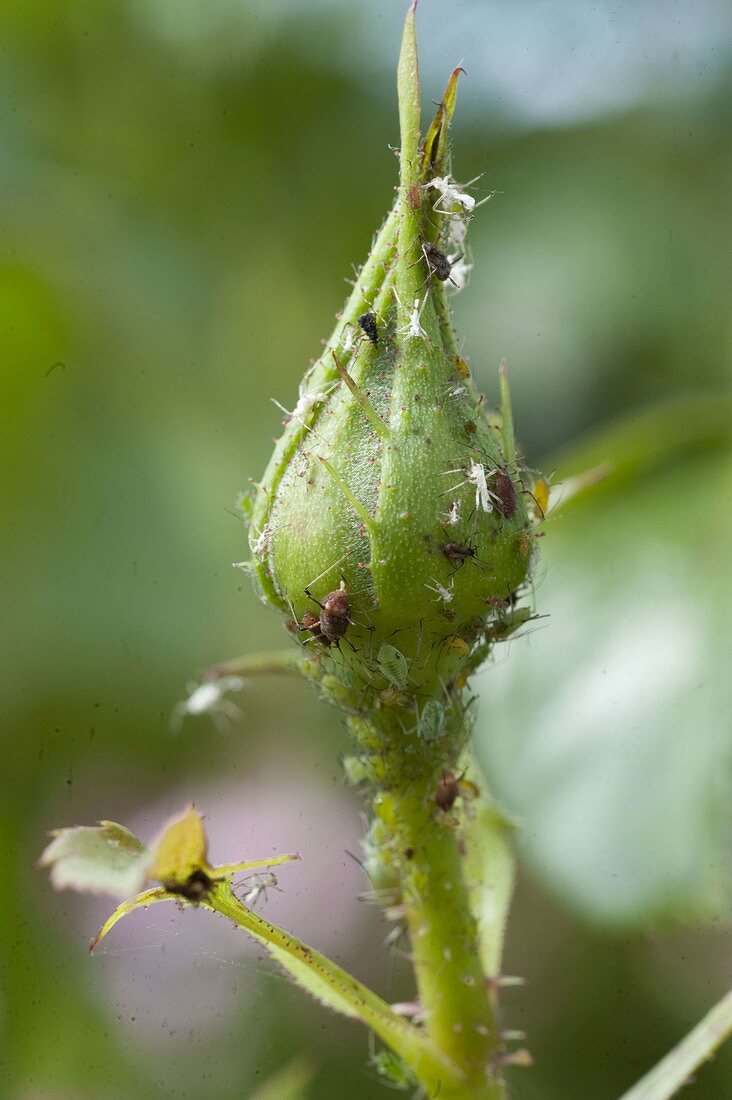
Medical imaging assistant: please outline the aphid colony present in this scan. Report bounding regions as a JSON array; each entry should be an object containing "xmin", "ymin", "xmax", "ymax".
[{"xmin": 347, "ymin": 173, "xmax": 486, "ymax": 359}]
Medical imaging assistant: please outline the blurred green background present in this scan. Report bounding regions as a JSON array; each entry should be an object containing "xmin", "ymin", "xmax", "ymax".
[{"xmin": 1, "ymin": 0, "xmax": 730, "ymax": 1097}]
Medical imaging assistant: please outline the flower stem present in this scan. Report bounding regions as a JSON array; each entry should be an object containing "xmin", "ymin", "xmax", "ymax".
[
  {"xmin": 358, "ymin": 700, "xmax": 508, "ymax": 1098},
  {"xmin": 394, "ymin": 792, "xmax": 506, "ymax": 1097}
]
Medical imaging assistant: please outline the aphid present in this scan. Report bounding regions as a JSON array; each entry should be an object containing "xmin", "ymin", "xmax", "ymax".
[
  {"xmin": 440, "ymin": 500, "xmax": 461, "ymax": 526},
  {"xmin": 532, "ymin": 476, "xmax": 550, "ymax": 520},
  {"xmin": 242, "ymin": 871, "xmax": 278, "ymax": 908},
  {"xmin": 406, "ymin": 181, "xmax": 422, "ymax": 209},
  {"xmin": 485, "ymin": 595, "xmax": 510, "ymax": 612},
  {"xmin": 484, "ymin": 606, "xmax": 537, "ymax": 644},
  {"xmin": 444, "ymin": 634, "xmax": 470, "ymax": 656},
  {"xmin": 170, "ymin": 676, "xmax": 245, "ymax": 732},
  {"xmin": 422, "ymin": 241, "xmax": 453, "ymax": 281},
  {"xmin": 441, "ymin": 541, "xmax": 476, "ymax": 566},
  {"xmin": 467, "ymin": 461, "xmax": 501, "ymax": 514},
  {"xmin": 250, "ymin": 523, "xmax": 273, "ymax": 557},
  {"xmin": 271, "ymin": 389, "xmax": 328, "ymax": 429},
  {"xmin": 377, "ymin": 643, "xmax": 409, "ymax": 690},
  {"xmin": 425, "ymin": 576, "xmax": 454, "ymax": 605},
  {"xmin": 428, "ymin": 175, "xmax": 478, "ymax": 214},
  {"xmin": 358, "ymin": 311, "xmax": 378, "ymax": 345},
  {"xmin": 434, "ymin": 770, "xmax": 460, "ymax": 812},
  {"xmin": 340, "ymin": 325, "xmax": 356, "ymax": 354},
  {"xmin": 418, "ymin": 699, "xmax": 445, "ymax": 742},
  {"xmin": 304, "ymin": 579, "xmax": 351, "ymax": 646},
  {"xmin": 395, "ymin": 291, "xmax": 428, "ymax": 340},
  {"xmin": 493, "ymin": 468, "xmax": 518, "ymax": 518},
  {"xmin": 434, "ymin": 770, "xmax": 478, "ymax": 812},
  {"xmin": 464, "ymin": 420, "xmax": 477, "ymax": 434},
  {"xmin": 369, "ymin": 1033, "xmax": 417, "ymax": 1089},
  {"xmin": 446, "ymin": 213, "xmax": 470, "ymax": 251},
  {"xmin": 453, "ymin": 354, "xmax": 470, "ymax": 379},
  {"xmin": 301, "ymin": 609, "xmax": 327, "ymax": 644}
]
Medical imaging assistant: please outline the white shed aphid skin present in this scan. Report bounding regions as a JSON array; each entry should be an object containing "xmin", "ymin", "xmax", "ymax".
[
  {"xmin": 446, "ymin": 254, "xmax": 474, "ymax": 292},
  {"xmin": 271, "ymin": 383, "xmax": 334, "ymax": 430},
  {"xmin": 394, "ymin": 289, "xmax": 429, "ymax": 340},
  {"xmin": 446, "ymin": 212, "xmax": 470, "ymax": 251},
  {"xmin": 428, "ymin": 174, "xmax": 496, "ymax": 216},
  {"xmin": 467, "ymin": 461, "xmax": 501, "ymax": 513},
  {"xmin": 340, "ymin": 324, "xmax": 357, "ymax": 354},
  {"xmin": 428, "ymin": 175, "xmax": 479, "ymax": 214},
  {"xmin": 440, "ymin": 499, "xmax": 461, "ymax": 526},
  {"xmin": 440, "ymin": 462, "xmax": 501, "ymax": 514},
  {"xmin": 240, "ymin": 870, "xmax": 279, "ymax": 908},
  {"xmin": 170, "ymin": 675, "xmax": 245, "ymax": 733},
  {"xmin": 425, "ymin": 576, "xmax": 454, "ymax": 604},
  {"xmin": 250, "ymin": 522, "xmax": 273, "ymax": 557}
]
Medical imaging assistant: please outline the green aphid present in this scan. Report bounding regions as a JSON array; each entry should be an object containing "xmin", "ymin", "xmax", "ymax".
[
  {"xmin": 418, "ymin": 699, "xmax": 446, "ymax": 742},
  {"xmin": 370, "ymin": 1048, "xmax": 416, "ymax": 1090},
  {"xmin": 377, "ymin": 643, "xmax": 409, "ymax": 690}
]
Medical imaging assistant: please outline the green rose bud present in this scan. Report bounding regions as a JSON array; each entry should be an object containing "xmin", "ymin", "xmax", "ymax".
[{"xmin": 246, "ymin": 25, "xmax": 537, "ymax": 711}]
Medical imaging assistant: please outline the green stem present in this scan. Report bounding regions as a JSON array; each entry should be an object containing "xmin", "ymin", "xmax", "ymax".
[
  {"xmin": 395, "ymin": 793, "xmax": 505, "ymax": 1097},
  {"xmin": 362, "ymin": 703, "xmax": 508, "ymax": 1099},
  {"xmin": 619, "ymin": 989, "xmax": 732, "ymax": 1100}
]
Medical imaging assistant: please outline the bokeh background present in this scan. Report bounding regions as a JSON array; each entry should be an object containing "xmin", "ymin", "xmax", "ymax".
[{"xmin": 2, "ymin": 0, "xmax": 731, "ymax": 1097}]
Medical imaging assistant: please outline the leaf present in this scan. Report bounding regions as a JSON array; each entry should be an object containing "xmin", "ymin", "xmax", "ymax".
[
  {"xmin": 474, "ymin": 441, "xmax": 732, "ymax": 926},
  {"xmin": 397, "ymin": 1, "xmax": 421, "ymax": 172},
  {"xmin": 620, "ymin": 989, "xmax": 732, "ymax": 1100},
  {"xmin": 420, "ymin": 65, "xmax": 464, "ymax": 175},
  {"xmin": 546, "ymin": 392, "xmax": 731, "ymax": 512},
  {"xmin": 460, "ymin": 780, "xmax": 516, "ymax": 978},
  {"xmin": 89, "ymin": 887, "xmax": 169, "ymax": 953},
  {"xmin": 39, "ymin": 822, "xmax": 150, "ymax": 899}
]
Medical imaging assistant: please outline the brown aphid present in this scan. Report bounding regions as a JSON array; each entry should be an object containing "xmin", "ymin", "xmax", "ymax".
[
  {"xmin": 304, "ymin": 580, "xmax": 351, "ymax": 645},
  {"xmin": 422, "ymin": 241, "xmax": 453, "ymax": 281},
  {"xmin": 441, "ymin": 541, "xmax": 476, "ymax": 565},
  {"xmin": 320, "ymin": 584, "xmax": 351, "ymax": 643},
  {"xmin": 435, "ymin": 770, "xmax": 460, "ymax": 812},
  {"xmin": 493, "ymin": 469, "xmax": 518, "ymax": 518},
  {"xmin": 485, "ymin": 595, "xmax": 510, "ymax": 612},
  {"xmin": 301, "ymin": 610, "xmax": 329, "ymax": 645},
  {"xmin": 464, "ymin": 420, "xmax": 477, "ymax": 434},
  {"xmin": 407, "ymin": 181, "xmax": 422, "ymax": 209}
]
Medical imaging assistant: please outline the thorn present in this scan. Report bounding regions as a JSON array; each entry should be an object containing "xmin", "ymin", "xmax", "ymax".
[{"xmin": 487, "ymin": 974, "xmax": 526, "ymax": 991}]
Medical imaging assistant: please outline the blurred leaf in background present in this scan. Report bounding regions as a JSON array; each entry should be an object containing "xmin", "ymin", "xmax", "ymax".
[
  {"xmin": 1, "ymin": 0, "xmax": 731, "ymax": 1097},
  {"xmin": 475, "ymin": 398, "xmax": 731, "ymax": 925}
]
